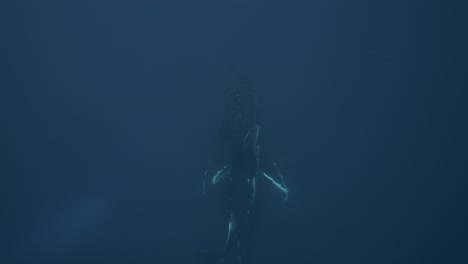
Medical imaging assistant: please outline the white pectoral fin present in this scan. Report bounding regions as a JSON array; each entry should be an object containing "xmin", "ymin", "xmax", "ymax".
[
  {"xmin": 224, "ymin": 217, "xmax": 233, "ymax": 250},
  {"xmin": 212, "ymin": 165, "xmax": 231, "ymax": 185},
  {"xmin": 223, "ymin": 212, "xmax": 236, "ymax": 255},
  {"xmin": 203, "ymin": 162, "xmax": 231, "ymax": 196},
  {"xmin": 262, "ymin": 170, "xmax": 289, "ymax": 201}
]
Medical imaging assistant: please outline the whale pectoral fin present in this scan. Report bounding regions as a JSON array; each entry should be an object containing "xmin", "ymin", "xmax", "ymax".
[
  {"xmin": 203, "ymin": 162, "xmax": 231, "ymax": 196},
  {"xmin": 212, "ymin": 165, "xmax": 231, "ymax": 185},
  {"xmin": 261, "ymin": 163, "xmax": 289, "ymax": 201},
  {"xmin": 222, "ymin": 212, "xmax": 236, "ymax": 259}
]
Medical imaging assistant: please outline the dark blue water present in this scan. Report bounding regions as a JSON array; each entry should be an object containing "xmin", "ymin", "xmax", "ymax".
[{"xmin": 3, "ymin": 1, "xmax": 467, "ymax": 263}]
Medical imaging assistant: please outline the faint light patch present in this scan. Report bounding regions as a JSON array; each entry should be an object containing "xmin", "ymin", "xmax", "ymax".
[{"xmin": 18, "ymin": 194, "xmax": 111, "ymax": 262}]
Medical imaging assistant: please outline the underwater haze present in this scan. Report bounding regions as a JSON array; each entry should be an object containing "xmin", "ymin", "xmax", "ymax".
[{"xmin": 2, "ymin": 0, "xmax": 467, "ymax": 263}]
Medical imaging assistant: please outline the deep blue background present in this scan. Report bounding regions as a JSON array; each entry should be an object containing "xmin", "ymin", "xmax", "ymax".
[{"xmin": 2, "ymin": 0, "xmax": 467, "ymax": 263}]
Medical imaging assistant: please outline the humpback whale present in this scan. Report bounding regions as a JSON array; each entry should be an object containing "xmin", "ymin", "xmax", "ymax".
[{"xmin": 201, "ymin": 81, "xmax": 288, "ymax": 264}]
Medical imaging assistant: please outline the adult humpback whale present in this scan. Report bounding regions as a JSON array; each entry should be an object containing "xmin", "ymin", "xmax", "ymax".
[{"xmin": 201, "ymin": 81, "xmax": 288, "ymax": 264}]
